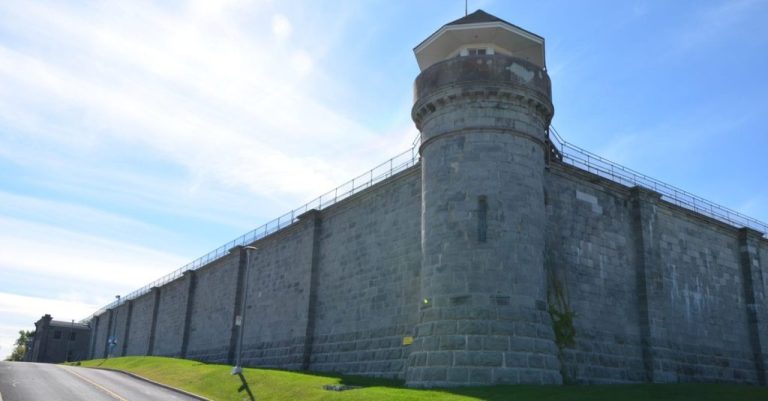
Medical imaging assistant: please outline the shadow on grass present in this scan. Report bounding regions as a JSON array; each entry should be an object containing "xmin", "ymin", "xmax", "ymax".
[
  {"xmin": 84, "ymin": 358, "xmax": 768, "ymax": 401},
  {"xmin": 290, "ymin": 370, "xmax": 768, "ymax": 401},
  {"xmin": 235, "ymin": 372, "xmax": 256, "ymax": 401},
  {"xmin": 300, "ymin": 371, "xmax": 568, "ymax": 400}
]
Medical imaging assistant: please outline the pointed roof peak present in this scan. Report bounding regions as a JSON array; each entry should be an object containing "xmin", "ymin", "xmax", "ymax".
[{"xmin": 446, "ymin": 9, "xmax": 509, "ymax": 26}]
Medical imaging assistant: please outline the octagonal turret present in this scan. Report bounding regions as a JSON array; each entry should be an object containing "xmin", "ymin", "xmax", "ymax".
[{"xmin": 414, "ymin": 9, "xmax": 546, "ymax": 71}]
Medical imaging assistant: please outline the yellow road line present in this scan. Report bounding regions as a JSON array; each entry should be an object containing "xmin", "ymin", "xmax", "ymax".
[{"xmin": 60, "ymin": 366, "xmax": 129, "ymax": 401}]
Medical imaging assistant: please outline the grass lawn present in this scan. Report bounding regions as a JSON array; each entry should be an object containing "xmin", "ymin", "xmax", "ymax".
[{"xmin": 76, "ymin": 356, "xmax": 768, "ymax": 401}]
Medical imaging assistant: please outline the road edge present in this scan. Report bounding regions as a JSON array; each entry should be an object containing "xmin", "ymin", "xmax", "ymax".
[{"xmin": 87, "ymin": 366, "xmax": 214, "ymax": 401}]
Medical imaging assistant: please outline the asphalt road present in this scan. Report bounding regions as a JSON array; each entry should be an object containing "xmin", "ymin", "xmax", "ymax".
[{"xmin": 0, "ymin": 361, "xmax": 203, "ymax": 401}]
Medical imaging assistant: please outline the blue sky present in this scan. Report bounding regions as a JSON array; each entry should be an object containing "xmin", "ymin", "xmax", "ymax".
[{"xmin": 1, "ymin": 0, "xmax": 766, "ymax": 358}]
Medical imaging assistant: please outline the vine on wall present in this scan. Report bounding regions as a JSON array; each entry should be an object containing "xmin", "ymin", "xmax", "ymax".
[{"xmin": 547, "ymin": 259, "xmax": 577, "ymax": 383}]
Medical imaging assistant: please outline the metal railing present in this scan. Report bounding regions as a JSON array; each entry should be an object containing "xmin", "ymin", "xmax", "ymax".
[
  {"xmin": 548, "ymin": 126, "xmax": 768, "ymax": 238},
  {"xmin": 83, "ymin": 127, "xmax": 767, "ymax": 322},
  {"xmin": 83, "ymin": 146, "xmax": 420, "ymax": 321}
]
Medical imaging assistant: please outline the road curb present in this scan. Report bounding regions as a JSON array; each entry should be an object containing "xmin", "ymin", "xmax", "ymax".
[{"xmin": 88, "ymin": 366, "xmax": 214, "ymax": 401}]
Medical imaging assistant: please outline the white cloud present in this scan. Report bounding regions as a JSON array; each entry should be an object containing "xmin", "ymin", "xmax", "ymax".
[
  {"xmin": 0, "ymin": 0, "xmax": 420, "ymax": 363},
  {"xmin": 291, "ymin": 50, "xmax": 314, "ymax": 75},
  {"xmin": 0, "ymin": 1, "xmax": 381, "ymax": 202},
  {"xmin": 0, "ymin": 293, "xmax": 100, "ymax": 324},
  {"xmin": 272, "ymin": 14, "xmax": 293, "ymax": 40},
  {"xmin": 0, "ymin": 217, "xmax": 187, "ymax": 288}
]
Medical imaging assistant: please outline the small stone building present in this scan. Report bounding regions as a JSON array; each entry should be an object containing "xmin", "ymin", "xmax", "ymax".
[{"xmin": 26, "ymin": 314, "xmax": 91, "ymax": 363}]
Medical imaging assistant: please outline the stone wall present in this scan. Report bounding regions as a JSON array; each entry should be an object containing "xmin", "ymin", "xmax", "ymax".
[
  {"xmin": 88, "ymin": 166, "xmax": 422, "ymax": 379},
  {"xmin": 239, "ymin": 219, "xmax": 316, "ymax": 369},
  {"xmin": 112, "ymin": 300, "xmax": 130, "ymax": 357},
  {"xmin": 90, "ymin": 313, "xmax": 109, "ymax": 359},
  {"xmin": 152, "ymin": 274, "xmax": 189, "ymax": 357},
  {"xmin": 125, "ymin": 291, "xmax": 154, "ymax": 356},
  {"xmin": 310, "ymin": 167, "xmax": 421, "ymax": 378},
  {"xmin": 185, "ymin": 254, "xmax": 239, "ymax": 362},
  {"xmin": 544, "ymin": 165, "xmax": 646, "ymax": 383},
  {"xmin": 545, "ymin": 162, "xmax": 766, "ymax": 384},
  {"xmin": 86, "ymin": 158, "xmax": 766, "ymax": 386}
]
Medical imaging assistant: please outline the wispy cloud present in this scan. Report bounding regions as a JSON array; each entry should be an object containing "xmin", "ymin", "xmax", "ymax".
[
  {"xmin": 0, "ymin": 0, "xmax": 416, "ymax": 359},
  {"xmin": 676, "ymin": 0, "xmax": 767, "ymax": 49},
  {"xmin": 0, "ymin": 217, "xmax": 187, "ymax": 288},
  {"xmin": 0, "ymin": 1, "xmax": 394, "ymax": 202}
]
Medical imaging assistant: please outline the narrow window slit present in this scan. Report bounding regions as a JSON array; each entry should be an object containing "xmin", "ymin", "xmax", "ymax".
[{"xmin": 478, "ymin": 195, "xmax": 488, "ymax": 243}]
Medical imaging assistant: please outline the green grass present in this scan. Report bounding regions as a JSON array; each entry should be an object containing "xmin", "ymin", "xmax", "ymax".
[{"xmin": 76, "ymin": 356, "xmax": 768, "ymax": 401}]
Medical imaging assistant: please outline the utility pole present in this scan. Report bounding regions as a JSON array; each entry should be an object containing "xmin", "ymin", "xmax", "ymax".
[
  {"xmin": 65, "ymin": 319, "xmax": 74, "ymax": 362},
  {"xmin": 108, "ymin": 295, "xmax": 120, "ymax": 358},
  {"xmin": 232, "ymin": 246, "xmax": 258, "ymax": 375}
]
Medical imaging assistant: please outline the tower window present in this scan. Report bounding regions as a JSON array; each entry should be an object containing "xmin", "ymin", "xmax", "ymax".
[
  {"xmin": 478, "ymin": 196, "xmax": 488, "ymax": 242},
  {"xmin": 459, "ymin": 47, "xmax": 492, "ymax": 57},
  {"xmin": 70, "ymin": 332, "xmax": 77, "ymax": 341},
  {"xmin": 53, "ymin": 330, "xmax": 62, "ymax": 340}
]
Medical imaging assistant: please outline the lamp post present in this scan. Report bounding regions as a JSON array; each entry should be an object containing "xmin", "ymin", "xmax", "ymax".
[
  {"xmin": 108, "ymin": 295, "xmax": 120, "ymax": 358},
  {"xmin": 65, "ymin": 319, "xmax": 74, "ymax": 362},
  {"xmin": 232, "ymin": 246, "xmax": 257, "ymax": 375}
]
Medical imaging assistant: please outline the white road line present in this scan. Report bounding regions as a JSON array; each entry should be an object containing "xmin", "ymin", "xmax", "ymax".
[
  {"xmin": 0, "ymin": 389, "xmax": 4, "ymax": 401},
  {"xmin": 59, "ymin": 366, "xmax": 129, "ymax": 401}
]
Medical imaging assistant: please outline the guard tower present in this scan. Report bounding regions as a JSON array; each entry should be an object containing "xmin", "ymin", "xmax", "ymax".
[{"xmin": 407, "ymin": 10, "xmax": 560, "ymax": 386}]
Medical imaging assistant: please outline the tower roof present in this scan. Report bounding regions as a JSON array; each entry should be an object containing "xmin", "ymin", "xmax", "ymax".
[
  {"xmin": 445, "ymin": 9, "xmax": 511, "ymax": 28},
  {"xmin": 414, "ymin": 9, "xmax": 545, "ymax": 71},
  {"xmin": 444, "ymin": 9, "xmax": 543, "ymax": 41}
]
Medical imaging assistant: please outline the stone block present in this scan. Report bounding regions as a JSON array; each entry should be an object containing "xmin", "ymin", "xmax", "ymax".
[
  {"xmin": 458, "ymin": 320, "xmax": 489, "ymax": 335},
  {"xmin": 427, "ymin": 351, "xmax": 452, "ymax": 366},
  {"xmin": 490, "ymin": 320, "xmax": 515, "ymax": 335},
  {"xmin": 447, "ymin": 367, "xmax": 469, "ymax": 383},
  {"xmin": 493, "ymin": 368, "xmax": 520, "ymax": 384},
  {"xmin": 467, "ymin": 336, "xmax": 483, "ymax": 351},
  {"xmin": 505, "ymin": 352, "xmax": 528, "ymax": 368},
  {"xmin": 519, "ymin": 369, "xmax": 543, "ymax": 384},
  {"xmin": 434, "ymin": 321, "xmax": 457, "ymax": 335},
  {"xmin": 421, "ymin": 367, "xmax": 448, "ymax": 382},
  {"xmin": 469, "ymin": 368, "xmax": 492, "ymax": 384},
  {"xmin": 483, "ymin": 336, "xmax": 510, "ymax": 351},
  {"xmin": 455, "ymin": 351, "xmax": 503, "ymax": 367},
  {"xmin": 528, "ymin": 354, "xmax": 546, "ymax": 368},
  {"xmin": 439, "ymin": 335, "xmax": 466, "ymax": 350}
]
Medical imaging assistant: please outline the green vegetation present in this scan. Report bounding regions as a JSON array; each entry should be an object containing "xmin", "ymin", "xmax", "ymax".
[
  {"xmin": 5, "ymin": 330, "xmax": 34, "ymax": 361},
  {"xmin": 78, "ymin": 356, "xmax": 768, "ymax": 401}
]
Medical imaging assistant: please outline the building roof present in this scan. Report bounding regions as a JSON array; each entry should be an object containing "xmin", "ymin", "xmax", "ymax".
[
  {"xmin": 445, "ymin": 9, "xmax": 510, "ymax": 26},
  {"xmin": 443, "ymin": 9, "xmax": 543, "ymax": 41},
  {"xmin": 49, "ymin": 320, "xmax": 89, "ymax": 329},
  {"xmin": 413, "ymin": 9, "xmax": 546, "ymax": 71}
]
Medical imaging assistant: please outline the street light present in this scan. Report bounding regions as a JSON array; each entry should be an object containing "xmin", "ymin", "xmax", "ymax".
[
  {"xmin": 65, "ymin": 319, "xmax": 74, "ymax": 362},
  {"xmin": 108, "ymin": 295, "xmax": 120, "ymax": 358},
  {"xmin": 232, "ymin": 246, "xmax": 257, "ymax": 375}
]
